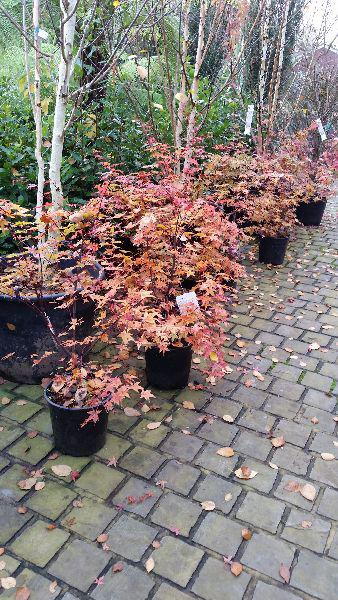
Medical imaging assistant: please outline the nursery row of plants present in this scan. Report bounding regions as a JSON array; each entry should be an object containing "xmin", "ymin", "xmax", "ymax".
[{"xmin": 0, "ymin": 128, "xmax": 336, "ymax": 455}]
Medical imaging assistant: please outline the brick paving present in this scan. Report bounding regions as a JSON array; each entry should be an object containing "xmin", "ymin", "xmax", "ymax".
[{"xmin": 0, "ymin": 195, "xmax": 337, "ymax": 599}]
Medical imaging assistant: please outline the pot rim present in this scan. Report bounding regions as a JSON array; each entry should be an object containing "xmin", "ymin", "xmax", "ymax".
[
  {"xmin": 0, "ymin": 258, "xmax": 104, "ymax": 303},
  {"xmin": 45, "ymin": 383, "xmax": 106, "ymax": 412},
  {"xmin": 259, "ymin": 235, "xmax": 289, "ymax": 241}
]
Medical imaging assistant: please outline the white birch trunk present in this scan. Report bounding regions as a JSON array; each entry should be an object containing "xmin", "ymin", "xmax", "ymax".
[
  {"xmin": 257, "ymin": 0, "xmax": 271, "ymax": 151},
  {"xmin": 175, "ymin": 0, "xmax": 191, "ymax": 159},
  {"xmin": 269, "ymin": 0, "xmax": 291, "ymax": 131},
  {"xmin": 32, "ymin": 0, "xmax": 45, "ymax": 239},
  {"xmin": 183, "ymin": 0, "xmax": 207, "ymax": 172},
  {"xmin": 49, "ymin": 0, "xmax": 77, "ymax": 215}
]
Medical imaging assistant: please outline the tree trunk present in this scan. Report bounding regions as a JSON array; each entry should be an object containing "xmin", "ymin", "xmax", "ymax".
[
  {"xmin": 175, "ymin": 0, "xmax": 191, "ymax": 162},
  {"xmin": 49, "ymin": 0, "xmax": 77, "ymax": 216},
  {"xmin": 268, "ymin": 0, "xmax": 291, "ymax": 134},
  {"xmin": 32, "ymin": 0, "xmax": 45, "ymax": 238},
  {"xmin": 257, "ymin": 0, "xmax": 271, "ymax": 151}
]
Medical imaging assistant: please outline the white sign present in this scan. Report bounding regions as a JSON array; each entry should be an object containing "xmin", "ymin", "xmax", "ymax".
[
  {"xmin": 176, "ymin": 291, "xmax": 200, "ymax": 315},
  {"xmin": 315, "ymin": 118, "xmax": 327, "ymax": 141},
  {"xmin": 38, "ymin": 29, "xmax": 49, "ymax": 40},
  {"xmin": 244, "ymin": 104, "xmax": 254, "ymax": 135}
]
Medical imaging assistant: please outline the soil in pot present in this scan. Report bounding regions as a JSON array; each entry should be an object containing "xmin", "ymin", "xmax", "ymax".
[
  {"xmin": 46, "ymin": 386, "xmax": 108, "ymax": 456},
  {"xmin": 258, "ymin": 236, "xmax": 288, "ymax": 266},
  {"xmin": 145, "ymin": 344, "xmax": 192, "ymax": 390},
  {"xmin": 0, "ymin": 258, "xmax": 103, "ymax": 384},
  {"xmin": 296, "ymin": 199, "xmax": 327, "ymax": 226}
]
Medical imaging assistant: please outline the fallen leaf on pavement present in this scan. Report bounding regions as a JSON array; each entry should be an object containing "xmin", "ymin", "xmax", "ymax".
[
  {"xmin": 15, "ymin": 586, "xmax": 31, "ymax": 600},
  {"xmin": 234, "ymin": 467, "xmax": 258, "ymax": 480},
  {"xmin": 145, "ymin": 557, "xmax": 154, "ymax": 573},
  {"xmin": 27, "ymin": 431, "xmax": 38, "ymax": 439},
  {"xmin": 241, "ymin": 528, "xmax": 252, "ymax": 540},
  {"xmin": 231, "ymin": 562, "xmax": 243, "ymax": 576},
  {"xmin": 279, "ymin": 563, "xmax": 290, "ymax": 584},
  {"xmin": 300, "ymin": 483, "xmax": 316, "ymax": 501},
  {"xmin": 1, "ymin": 577, "xmax": 16, "ymax": 589},
  {"xmin": 224, "ymin": 493, "xmax": 233, "ymax": 502},
  {"xmin": 51, "ymin": 465, "xmax": 72, "ymax": 477},
  {"xmin": 152, "ymin": 540, "xmax": 161, "ymax": 549},
  {"xmin": 253, "ymin": 370, "xmax": 264, "ymax": 381},
  {"xmin": 147, "ymin": 422, "xmax": 161, "ymax": 430},
  {"xmin": 269, "ymin": 462, "xmax": 278, "ymax": 470},
  {"xmin": 112, "ymin": 562, "xmax": 124, "ymax": 573},
  {"xmin": 1, "ymin": 397, "xmax": 11, "ymax": 406},
  {"xmin": 217, "ymin": 447, "xmax": 234, "ymax": 457},
  {"xmin": 222, "ymin": 414, "xmax": 234, "ymax": 423},
  {"xmin": 271, "ymin": 436, "xmax": 285, "ymax": 448},
  {"xmin": 34, "ymin": 482, "xmax": 45, "ymax": 491},
  {"xmin": 182, "ymin": 400, "xmax": 195, "ymax": 410},
  {"xmin": 49, "ymin": 581, "xmax": 58, "ymax": 594},
  {"xmin": 17, "ymin": 506, "xmax": 28, "ymax": 514},
  {"xmin": 72, "ymin": 499, "xmax": 83, "ymax": 508},
  {"xmin": 201, "ymin": 500, "xmax": 216, "ymax": 511},
  {"xmin": 284, "ymin": 481, "xmax": 302, "ymax": 492},
  {"xmin": 311, "ymin": 417, "xmax": 319, "ymax": 424},
  {"xmin": 17, "ymin": 478, "xmax": 37, "ymax": 490},
  {"xmin": 301, "ymin": 521, "xmax": 312, "ymax": 528},
  {"xmin": 321, "ymin": 453, "xmax": 335, "ymax": 461},
  {"xmin": 96, "ymin": 533, "xmax": 108, "ymax": 544},
  {"xmin": 124, "ymin": 407, "xmax": 141, "ymax": 417}
]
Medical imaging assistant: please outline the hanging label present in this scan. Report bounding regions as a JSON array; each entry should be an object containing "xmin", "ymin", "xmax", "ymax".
[
  {"xmin": 244, "ymin": 104, "xmax": 254, "ymax": 135},
  {"xmin": 176, "ymin": 291, "xmax": 200, "ymax": 315},
  {"xmin": 315, "ymin": 118, "xmax": 327, "ymax": 141},
  {"xmin": 38, "ymin": 29, "xmax": 49, "ymax": 40}
]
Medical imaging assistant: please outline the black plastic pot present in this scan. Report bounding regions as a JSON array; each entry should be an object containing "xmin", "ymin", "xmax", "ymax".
[
  {"xmin": 258, "ymin": 236, "xmax": 288, "ymax": 266},
  {"xmin": 0, "ymin": 258, "xmax": 103, "ymax": 384},
  {"xmin": 46, "ymin": 386, "xmax": 108, "ymax": 456},
  {"xmin": 296, "ymin": 199, "xmax": 327, "ymax": 226},
  {"xmin": 145, "ymin": 344, "xmax": 192, "ymax": 390}
]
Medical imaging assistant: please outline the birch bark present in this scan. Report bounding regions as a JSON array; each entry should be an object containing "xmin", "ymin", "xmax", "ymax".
[
  {"xmin": 32, "ymin": 0, "xmax": 45, "ymax": 237},
  {"xmin": 268, "ymin": 0, "xmax": 291, "ymax": 133}
]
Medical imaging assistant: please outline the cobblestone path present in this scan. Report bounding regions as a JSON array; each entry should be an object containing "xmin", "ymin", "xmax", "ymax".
[{"xmin": 0, "ymin": 196, "xmax": 337, "ymax": 600}]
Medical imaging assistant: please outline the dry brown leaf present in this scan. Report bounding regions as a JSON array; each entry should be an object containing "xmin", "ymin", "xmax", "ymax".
[
  {"xmin": 244, "ymin": 379, "xmax": 254, "ymax": 387},
  {"xmin": 284, "ymin": 481, "xmax": 302, "ymax": 492},
  {"xmin": 236, "ymin": 340, "xmax": 247, "ymax": 348},
  {"xmin": 124, "ymin": 407, "xmax": 141, "ymax": 417},
  {"xmin": 34, "ymin": 481, "xmax": 45, "ymax": 491},
  {"xmin": 201, "ymin": 500, "xmax": 216, "ymax": 511},
  {"xmin": 241, "ymin": 528, "xmax": 252, "ymax": 540},
  {"xmin": 1, "ymin": 577, "xmax": 16, "ymax": 589},
  {"xmin": 271, "ymin": 436, "xmax": 285, "ymax": 448},
  {"xmin": 17, "ymin": 478, "xmax": 37, "ymax": 490},
  {"xmin": 51, "ymin": 465, "xmax": 72, "ymax": 477},
  {"xmin": 311, "ymin": 417, "xmax": 319, "ymax": 424},
  {"xmin": 112, "ymin": 562, "xmax": 124, "ymax": 573},
  {"xmin": 182, "ymin": 400, "xmax": 195, "ymax": 410},
  {"xmin": 15, "ymin": 586, "xmax": 31, "ymax": 600},
  {"xmin": 96, "ymin": 533, "xmax": 109, "ymax": 543},
  {"xmin": 279, "ymin": 563, "xmax": 290, "ymax": 584},
  {"xmin": 17, "ymin": 506, "xmax": 28, "ymax": 514},
  {"xmin": 269, "ymin": 462, "xmax": 279, "ymax": 470},
  {"xmin": 252, "ymin": 370, "xmax": 264, "ymax": 381},
  {"xmin": 145, "ymin": 557, "xmax": 154, "ymax": 573},
  {"xmin": 300, "ymin": 483, "xmax": 316, "ymax": 501},
  {"xmin": 222, "ymin": 414, "xmax": 234, "ymax": 423},
  {"xmin": 72, "ymin": 499, "xmax": 83, "ymax": 508},
  {"xmin": 217, "ymin": 447, "xmax": 234, "ymax": 458},
  {"xmin": 192, "ymin": 357, "xmax": 201, "ymax": 364},
  {"xmin": 301, "ymin": 520, "xmax": 312, "ymax": 529},
  {"xmin": 224, "ymin": 493, "xmax": 233, "ymax": 502},
  {"xmin": 308, "ymin": 342, "xmax": 320, "ymax": 350},
  {"xmin": 27, "ymin": 431, "xmax": 38, "ymax": 439},
  {"xmin": 0, "ymin": 549, "xmax": 4, "ymax": 556},
  {"xmin": 1, "ymin": 397, "xmax": 11, "ymax": 406},
  {"xmin": 16, "ymin": 400, "xmax": 27, "ymax": 406},
  {"xmin": 321, "ymin": 453, "xmax": 335, "ymax": 461},
  {"xmin": 49, "ymin": 580, "xmax": 58, "ymax": 594},
  {"xmin": 234, "ymin": 467, "xmax": 258, "ymax": 480},
  {"xmin": 0, "ymin": 561, "xmax": 6, "ymax": 570},
  {"xmin": 333, "ymin": 416, "xmax": 338, "ymax": 422},
  {"xmin": 230, "ymin": 562, "xmax": 243, "ymax": 576},
  {"xmin": 152, "ymin": 540, "xmax": 161, "ymax": 549},
  {"xmin": 146, "ymin": 422, "xmax": 161, "ymax": 430},
  {"xmin": 141, "ymin": 404, "xmax": 150, "ymax": 413}
]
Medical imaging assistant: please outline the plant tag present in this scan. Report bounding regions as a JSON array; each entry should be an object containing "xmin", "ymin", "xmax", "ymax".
[
  {"xmin": 176, "ymin": 292, "xmax": 200, "ymax": 315},
  {"xmin": 244, "ymin": 104, "xmax": 254, "ymax": 135},
  {"xmin": 315, "ymin": 118, "xmax": 327, "ymax": 141},
  {"xmin": 38, "ymin": 29, "xmax": 49, "ymax": 40}
]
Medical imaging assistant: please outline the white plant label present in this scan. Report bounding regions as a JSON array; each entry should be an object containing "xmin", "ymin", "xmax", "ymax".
[
  {"xmin": 37, "ymin": 28, "xmax": 49, "ymax": 40},
  {"xmin": 176, "ymin": 291, "xmax": 200, "ymax": 315},
  {"xmin": 315, "ymin": 118, "xmax": 327, "ymax": 141},
  {"xmin": 244, "ymin": 104, "xmax": 254, "ymax": 135}
]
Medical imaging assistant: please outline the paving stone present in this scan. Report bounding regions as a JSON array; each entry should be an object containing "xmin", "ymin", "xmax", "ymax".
[
  {"xmin": 175, "ymin": 388, "xmax": 209, "ymax": 410},
  {"xmin": 44, "ymin": 453, "xmax": 91, "ymax": 482},
  {"xmin": 310, "ymin": 458, "xmax": 338, "ymax": 488},
  {"xmin": 234, "ymin": 458, "xmax": 278, "ymax": 493},
  {"xmin": 7, "ymin": 433, "xmax": 54, "ymax": 465},
  {"xmin": 25, "ymin": 409, "xmax": 53, "ymax": 435},
  {"xmin": 169, "ymin": 407, "xmax": 203, "ymax": 432},
  {"xmin": 62, "ymin": 496, "xmax": 117, "ymax": 540},
  {"xmin": 252, "ymin": 580, "xmax": 302, "ymax": 600},
  {"xmin": 320, "ymin": 362, "xmax": 338, "ymax": 378},
  {"xmin": 273, "ymin": 419, "xmax": 311, "ymax": 447},
  {"xmin": 107, "ymin": 513, "xmax": 158, "ymax": 560},
  {"xmin": 303, "ymin": 389, "xmax": 337, "ymax": 412},
  {"xmin": 242, "ymin": 531, "xmax": 295, "ymax": 582},
  {"xmin": 288, "ymin": 353, "xmax": 319, "ymax": 371},
  {"xmin": 0, "ymin": 502, "xmax": 32, "ymax": 544},
  {"xmin": 160, "ymin": 431, "xmax": 204, "ymax": 461},
  {"xmin": 274, "ymin": 475, "xmax": 319, "ymax": 509},
  {"xmin": 142, "ymin": 401, "xmax": 173, "ymax": 422},
  {"xmin": 328, "ymin": 530, "xmax": 338, "ymax": 559},
  {"xmin": 251, "ymin": 318, "xmax": 277, "ymax": 332},
  {"xmin": 156, "ymin": 459, "xmax": 200, "ymax": 495},
  {"xmin": 270, "ymin": 364, "xmax": 303, "ymax": 383},
  {"xmin": 291, "ymin": 550, "xmax": 338, "ymax": 600},
  {"xmin": 0, "ymin": 568, "xmax": 61, "ymax": 600},
  {"xmin": 241, "ymin": 372, "xmax": 273, "ymax": 391},
  {"xmin": 272, "ymin": 445, "xmax": 311, "ymax": 475},
  {"xmin": 26, "ymin": 479, "xmax": 77, "ymax": 520},
  {"xmin": 76, "ymin": 462, "xmax": 125, "ymax": 499},
  {"xmin": 237, "ymin": 408, "xmax": 276, "ymax": 434},
  {"xmin": 205, "ymin": 397, "xmax": 242, "ymax": 420},
  {"xmin": 298, "ymin": 405, "xmax": 336, "ymax": 434},
  {"xmin": 62, "ymin": 595, "xmax": 77, "ymax": 600},
  {"xmin": 264, "ymin": 396, "xmax": 300, "ymax": 419},
  {"xmin": 241, "ymin": 355, "xmax": 272, "ymax": 374},
  {"xmin": 151, "ymin": 492, "xmax": 202, "ymax": 536},
  {"xmin": 302, "ymin": 371, "xmax": 333, "ymax": 393},
  {"xmin": 193, "ymin": 512, "xmax": 243, "ymax": 556},
  {"xmin": 310, "ymin": 432, "xmax": 338, "ymax": 458},
  {"xmin": 112, "ymin": 477, "xmax": 162, "ymax": 516},
  {"xmin": 49, "ymin": 538, "xmax": 110, "ymax": 592},
  {"xmin": 236, "ymin": 491, "xmax": 285, "ymax": 533},
  {"xmin": 302, "ymin": 331, "xmax": 332, "ymax": 346},
  {"xmin": 0, "ymin": 554, "xmax": 20, "ymax": 577},
  {"xmin": 231, "ymin": 386, "xmax": 267, "ymax": 408},
  {"xmin": 197, "ymin": 419, "xmax": 238, "ymax": 445},
  {"xmin": 0, "ymin": 419, "xmax": 23, "ymax": 450},
  {"xmin": 192, "ymin": 556, "xmax": 251, "ymax": 600},
  {"xmin": 193, "ymin": 473, "xmax": 241, "ymax": 513},
  {"xmin": 270, "ymin": 379, "xmax": 305, "ymax": 401},
  {"xmin": 151, "ymin": 536, "xmax": 204, "ymax": 587},
  {"xmin": 317, "ymin": 487, "xmax": 338, "ymax": 520},
  {"xmin": 231, "ymin": 324, "xmax": 258, "ymax": 340},
  {"xmin": 1, "ymin": 400, "xmax": 41, "ymax": 423},
  {"xmin": 234, "ymin": 430, "xmax": 271, "ymax": 461},
  {"xmin": 0, "ymin": 464, "xmax": 33, "ymax": 502},
  {"xmin": 96, "ymin": 432, "xmax": 132, "ymax": 460},
  {"xmin": 281, "ymin": 508, "xmax": 330, "ymax": 552},
  {"xmin": 108, "ymin": 411, "xmax": 139, "ymax": 434},
  {"xmin": 129, "ymin": 420, "xmax": 170, "ymax": 447},
  {"xmin": 120, "ymin": 446, "xmax": 165, "ymax": 478},
  {"xmin": 194, "ymin": 442, "xmax": 238, "ymax": 477},
  {"xmin": 14, "ymin": 385, "xmax": 43, "ymax": 400},
  {"xmin": 91, "ymin": 563, "xmax": 155, "ymax": 600},
  {"xmin": 10, "ymin": 519, "xmax": 69, "ymax": 567},
  {"xmin": 0, "ymin": 455, "xmax": 9, "ymax": 471},
  {"xmin": 259, "ymin": 332, "xmax": 284, "ymax": 346},
  {"xmin": 153, "ymin": 583, "xmax": 192, "ymax": 600},
  {"xmin": 211, "ymin": 379, "xmax": 238, "ymax": 397}
]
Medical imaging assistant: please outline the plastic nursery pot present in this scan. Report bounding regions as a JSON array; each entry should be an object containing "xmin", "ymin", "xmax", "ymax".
[
  {"xmin": 296, "ymin": 199, "xmax": 327, "ymax": 226},
  {"xmin": 45, "ymin": 386, "xmax": 108, "ymax": 456},
  {"xmin": 258, "ymin": 236, "xmax": 288, "ymax": 266},
  {"xmin": 0, "ymin": 258, "xmax": 104, "ymax": 384},
  {"xmin": 145, "ymin": 344, "xmax": 193, "ymax": 390}
]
